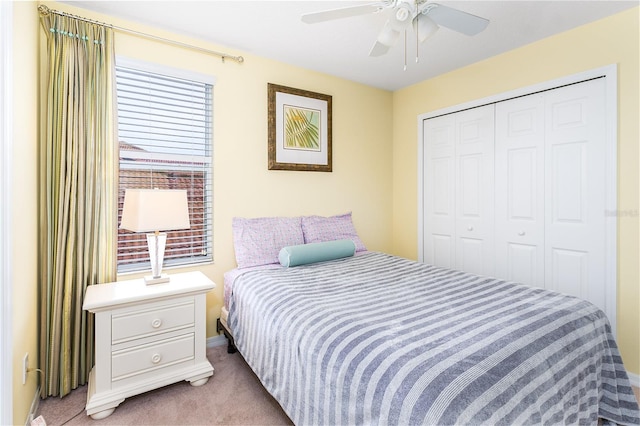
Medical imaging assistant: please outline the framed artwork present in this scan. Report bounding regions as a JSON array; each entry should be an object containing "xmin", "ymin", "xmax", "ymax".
[{"xmin": 268, "ymin": 83, "xmax": 332, "ymax": 172}]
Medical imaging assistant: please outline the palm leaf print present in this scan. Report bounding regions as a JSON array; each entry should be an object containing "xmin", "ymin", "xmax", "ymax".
[{"xmin": 284, "ymin": 107, "xmax": 320, "ymax": 149}]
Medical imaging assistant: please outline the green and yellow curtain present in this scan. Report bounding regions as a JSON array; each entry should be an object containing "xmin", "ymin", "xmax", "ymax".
[{"xmin": 39, "ymin": 11, "xmax": 117, "ymax": 398}]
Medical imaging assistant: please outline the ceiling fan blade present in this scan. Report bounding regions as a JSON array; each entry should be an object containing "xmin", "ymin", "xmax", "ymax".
[
  {"xmin": 425, "ymin": 3, "xmax": 489, "ymax": 36},
  {"xmin": 302, "ymin": 2, "xmax": 386, "ymax": 24}
]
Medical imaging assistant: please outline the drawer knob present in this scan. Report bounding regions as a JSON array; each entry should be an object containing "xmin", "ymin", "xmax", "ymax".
[
  {"xmin": 151, "ymin": 353, "xmax": 162, "ymax": 364},
  {"xmin": 518, "ymin": 231, "xmax": 526, "ymax": 236},
  {"xmin": 151, "ymin": 318, "xmax": 162, "ymax": 328},
  {"xmin": 467, "ymin": 226, "xmax": 474, "ymax": 231}
]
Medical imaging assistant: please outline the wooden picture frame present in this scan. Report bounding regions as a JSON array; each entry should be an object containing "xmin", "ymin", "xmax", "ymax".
[{"xmin": 268, "ymin": 83, "xmax": 332, "ymax": 172}]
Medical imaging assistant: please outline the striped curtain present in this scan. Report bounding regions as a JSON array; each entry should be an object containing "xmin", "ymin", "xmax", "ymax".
[{"xmin": 39, "ymin": 12, "xmax": 117, "ymax": 398}]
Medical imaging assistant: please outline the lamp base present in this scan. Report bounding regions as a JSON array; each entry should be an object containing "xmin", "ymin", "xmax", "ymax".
[{"xmin": 144, "ymin": 274, "xmax": 170, "ymax": 285}]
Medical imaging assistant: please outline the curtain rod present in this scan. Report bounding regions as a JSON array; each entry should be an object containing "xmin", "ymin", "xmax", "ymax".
[{"xmin": 38, "ymin": 5, "xmax": 245, "ymax": 64}]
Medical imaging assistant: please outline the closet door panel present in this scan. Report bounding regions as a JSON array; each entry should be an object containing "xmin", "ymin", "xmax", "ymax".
[
  {"xmin": 545, "ymin": 79, "xmax": 607, "ymax": 311},
  {"xmin": 432, "ymin": 235, "xmax": 454, "ymax": 269},
  {"xmin": 454, "ymin": 105, "xmax": 495, "ymax": 276},
  {"xmin": 458, "ymin": 237, "xmax": 484, "ymax": 275},
  {"xmin": 495, "ymin": 95, "xmax": 545, "ymax": 287},
  {"xmin": 506, "ymin": 243, "xmax": 538, "ymax": 285},
  {"xmin": 551, "ymin": 142, "xmax": 587, "ymax": 223},
  {"xmin": 550, "ymin": 248, "xmax": 588, "ymax": 297},
  {"xmin": 424, "ymin": 114, "xmax": 456, "ymax": 268}
]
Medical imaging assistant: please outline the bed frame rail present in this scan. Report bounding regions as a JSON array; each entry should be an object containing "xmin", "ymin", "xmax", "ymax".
[{"xmin": 216, "ymin": 318, "xmax": 237, "ymax": 354}]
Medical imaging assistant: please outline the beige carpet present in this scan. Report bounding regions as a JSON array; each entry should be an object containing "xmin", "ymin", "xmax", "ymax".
[
  {"xmin": 37, "ymin": 344, "xmax": 640, "ymax": 426},
  {"xmin": 37, "ymin": 345, "xmax": 292, "ymax": 425}
]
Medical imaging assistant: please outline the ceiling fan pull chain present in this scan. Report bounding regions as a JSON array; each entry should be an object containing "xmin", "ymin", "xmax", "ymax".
[
  {"xmin": 416, "ymin": 16, "xmax": 419, "ymax": 63},
  {"xmin": 403, "ymin": 29, "xmax": 407, "ymax": 71},
  {"xmin": 415, "ymin": 0, "xmax": 419, "ymax": 63}
]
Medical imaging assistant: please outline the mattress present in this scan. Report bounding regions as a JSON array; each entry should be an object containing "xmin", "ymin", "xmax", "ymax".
[
  {"xmin": 224, "ymin": 264, "xmax": 280, "ymax": 311},
  {"xmin": 220, "ymin": 306, "xmax": 230, "ymax": 334},
  {"xmin": 228, "ymin": 251, "xmax": 640, "ymax": 426}
]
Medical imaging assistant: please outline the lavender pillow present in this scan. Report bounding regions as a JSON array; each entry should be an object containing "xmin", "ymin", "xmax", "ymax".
[
  {"xmin": 232, "ymin": 216, "xmax": 304, "ymax": 268},
  {"xmin": 301, "ymin": 212, "xmax": 366, "ymax": 252}
]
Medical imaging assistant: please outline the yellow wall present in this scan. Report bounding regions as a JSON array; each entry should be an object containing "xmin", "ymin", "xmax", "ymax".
[
  {"xmin": 12, "ymin": 2, "xmax": 40, "ymax": 424},
  {"xmin": 11, "ymin": 1, "xmax": 393, "ymax": 422},
  {"xmin": 392, "ymin": 8, "xmax": 640, "ymax": 375}
]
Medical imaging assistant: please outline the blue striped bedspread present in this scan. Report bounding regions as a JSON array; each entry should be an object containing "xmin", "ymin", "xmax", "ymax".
[{"xmin": 228, "ymin": 252, "xmax": 640, "ymax": 425}]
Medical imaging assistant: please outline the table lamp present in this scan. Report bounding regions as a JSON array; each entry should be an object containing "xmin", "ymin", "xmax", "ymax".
[{"xmin": 120, "ymin": 188, "xmax": 191, "ymax": 285}]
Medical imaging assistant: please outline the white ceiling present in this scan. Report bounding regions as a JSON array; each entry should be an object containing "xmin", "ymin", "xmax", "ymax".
[{"xmin": 61, "ymin": 0, "xmax": 638, "ymax": 91}]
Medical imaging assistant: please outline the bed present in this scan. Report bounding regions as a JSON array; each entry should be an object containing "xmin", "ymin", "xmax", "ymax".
[{"xmin": 221, "ymin": 214, "xmax": 640, "ymax": 425}]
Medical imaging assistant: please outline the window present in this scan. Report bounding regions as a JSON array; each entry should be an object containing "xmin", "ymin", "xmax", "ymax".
[{"xmin": 116, "ymin": 59, "xmax": 214, "ymax": 273}]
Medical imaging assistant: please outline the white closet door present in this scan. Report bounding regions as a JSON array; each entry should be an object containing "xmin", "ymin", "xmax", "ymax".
[
  {"xmin": 423, "ymin": 114, "xmax": 456, "ymax": 269},
  {"xmin": 495, "ymin": 94, "xmax": 545, "ymax": 287},
  {"xmin": 454, "ymin": 105, "xmax": 495, "ymax": 276},
  {"xmin": 545, "ymin": 78, "xmax": 607, "ymax": 312},
  {"xmin": 420, "ymin": 69, "xmax": 616, "ymax": 333}
]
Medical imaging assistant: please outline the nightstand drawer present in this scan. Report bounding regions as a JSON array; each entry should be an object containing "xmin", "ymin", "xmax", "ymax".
[
  {"xmin": 112, "ymin": 300, "xmax": 194, "ymax": 344},
  {"xmin": 112, "ymin": 333, "xmax": 195, "ymax": 381}
]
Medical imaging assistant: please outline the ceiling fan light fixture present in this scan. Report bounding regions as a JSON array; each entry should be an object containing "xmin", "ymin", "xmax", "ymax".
[
  {"xmin": 369, "ymin": 40, "xmax": 392, "ymax": 57},
  {"xmin": 395, "ymin": 5, "xmax": 411, "ymax": 22},
  {"xmin": 378, "ymin": 26, "xmax": 400, "ymax": 46},
  {"xmin": 414, "ymin": 14, "xmax": 439, "ymax": 43},
  {"xmin": 388, "ymin": 1, "xmax": 416, "ymax": 31}
]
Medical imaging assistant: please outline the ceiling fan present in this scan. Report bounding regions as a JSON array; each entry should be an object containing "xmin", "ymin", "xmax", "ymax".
[{"xmin": 302, "ymin": 0, "xmax": 489, "ymax": 65}]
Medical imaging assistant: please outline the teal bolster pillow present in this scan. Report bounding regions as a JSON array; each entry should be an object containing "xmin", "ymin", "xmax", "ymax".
[{"xmin": 278, "ymin": 239, "xmax": 356, "ymax": 267}]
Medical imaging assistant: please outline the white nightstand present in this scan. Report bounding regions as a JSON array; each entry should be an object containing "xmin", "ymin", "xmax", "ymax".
[{"xmin": 83, "ymin": 271, "xmax": 215, "ymax": 419}]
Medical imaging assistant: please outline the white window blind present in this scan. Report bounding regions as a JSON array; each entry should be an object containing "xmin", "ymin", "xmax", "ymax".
[{"xmin": 116, "ymin": 65, "xmax": 213, "ymax": 273}]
